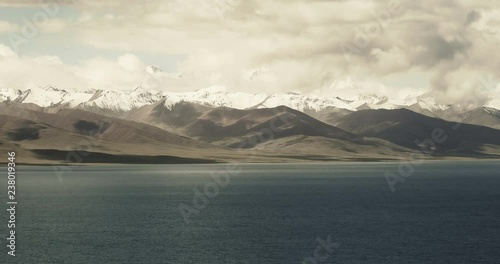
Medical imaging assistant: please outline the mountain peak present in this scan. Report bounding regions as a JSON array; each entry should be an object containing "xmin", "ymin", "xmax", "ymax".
[
  {"xmin": 145, "ymin": 65, "xmax": 163, "ymax": 74},
  {"xmin": 0, "ymin": 86, "xmax": 498, "ymax": 115}
]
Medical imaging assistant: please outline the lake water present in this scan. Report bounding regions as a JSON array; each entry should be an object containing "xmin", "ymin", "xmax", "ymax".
[{"xmin": 1, "ymin": 161, "xmax": 500, "ymax": 263}]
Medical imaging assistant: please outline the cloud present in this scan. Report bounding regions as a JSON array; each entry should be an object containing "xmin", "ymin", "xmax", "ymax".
[
  {"xmin": 0, "ymin": 21, "xmax": 20, "ymax": 32},
  {"xmin": 0, "ymin": 0, "xmax": 499, "ymax": 105},
  {"xmin": 0, "ymin": 45, "xmax": 81, "ymax": 90},
  {"xmin": 0, "ymin": 44, "xmax": 225, "ymax": 92},
  {"xmin": 0, "ymin": 44, "xmax": 148, "ymax": 91}
]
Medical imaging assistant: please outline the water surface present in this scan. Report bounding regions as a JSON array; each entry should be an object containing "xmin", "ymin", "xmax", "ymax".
[{"xmin": 1, "ymin": 161, "xmax": 499, "ymax": 263}]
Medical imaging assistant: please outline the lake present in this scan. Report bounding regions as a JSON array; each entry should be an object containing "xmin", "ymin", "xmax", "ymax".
[{"xmin": 1, "ymin": 161, "xmax": 500, "ymax": 263}]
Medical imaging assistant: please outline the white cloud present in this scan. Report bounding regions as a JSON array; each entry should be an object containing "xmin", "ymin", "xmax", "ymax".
[
  {"xmin": 0, "ymin": 21, "xmax": 19, "ymax": 33},
  {"xmin": 40, "ymin": 18, "xmax": 69, "ymax": 33},
  {"xmin": 0, "ymin": 0, "xmax": 499, "ymax": 105},
  {"xmin": 0, "ymin": 43, "xmax": 17, "ymax": 57},
  {"xmin": 0, "ymin": 44, "xmax": 150, "ymax": 91}
]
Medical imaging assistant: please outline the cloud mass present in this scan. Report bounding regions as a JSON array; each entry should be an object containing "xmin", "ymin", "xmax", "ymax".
[{"xmin": 0, "ymin": 0, "xmax": 499, "ymax": 105}]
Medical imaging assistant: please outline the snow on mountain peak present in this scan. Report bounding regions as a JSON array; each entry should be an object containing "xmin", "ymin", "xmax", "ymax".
[
  {"xmin": 0, "ymin": 84, "xmax": 497, "ymax": 114},
  {"xmin": 483, "ymin": 106, "xmax": 500, "ymax": 117},
  {"xmin": 196, "ymin": 85, "xmax": 228, "ymax": 94},
  {"xmin": 145, "ymin": 65, "xmax": 163, "ymax": 74},
  {"xmin": 0, "ymin": 88, "xmax": 21, "ymax": 102},
  {"xmin": 415, "ymin": 95, "xmax": 453, "ymax": 111}
]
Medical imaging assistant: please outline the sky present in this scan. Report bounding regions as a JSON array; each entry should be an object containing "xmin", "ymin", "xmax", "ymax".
[{"xmin": 0, "ymin": 0, "xmax": 499, "ymax": 104}]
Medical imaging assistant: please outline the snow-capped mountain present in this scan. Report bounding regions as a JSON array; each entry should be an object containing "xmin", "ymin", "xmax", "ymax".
[
  {"xmin": 80, "ymin": 87, "xmax": 164, "ymax": 111},
  {"xmin": 0, "ymin": 88, "xmax": 21, "ymax": 102},
  {"xmin": 0, "ymin": 85, "xmax": 398, "ymax": 112},
  {"xmin": 0, "ymin": 85, "xmax": 498, "ymax": 114},
  {"xmin": 162, "ymin": 86, "xmax": 357, "ymax": 111},
  {"xmin": 16, "ymin": 86, "xmax": 95, "ymax": 108},
  {"xmin": 483, "ymin": 107, "xmax": 500, "ymax": 117}
]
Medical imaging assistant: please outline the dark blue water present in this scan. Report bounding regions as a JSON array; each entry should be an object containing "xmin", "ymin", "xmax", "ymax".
[{"xmin": 1, "ymin": 161, "xmax": 500, "ymax": 263}]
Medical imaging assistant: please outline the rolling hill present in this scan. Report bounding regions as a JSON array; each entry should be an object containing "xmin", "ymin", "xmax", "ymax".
[{"xmin": 334, "ymin": 109, "xmax": 500, "ymax": 157}]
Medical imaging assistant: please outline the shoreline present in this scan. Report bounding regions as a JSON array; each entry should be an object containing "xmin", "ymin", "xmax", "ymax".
[{"xmin": 2, "ymin": 157, "xmax": 499, "ymax": 166}]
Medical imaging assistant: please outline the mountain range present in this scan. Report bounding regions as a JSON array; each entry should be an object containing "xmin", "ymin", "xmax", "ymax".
[
  {"xmin": 2, "ymin": 79, "xmax": 499, "ymax": 113},
  {"xmin": 1, "ymin": 85, "xmax": 500, "ymax": 164}
]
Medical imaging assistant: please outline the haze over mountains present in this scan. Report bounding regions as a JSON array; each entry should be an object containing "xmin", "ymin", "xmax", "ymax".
[{"xmin": 1, "ymin": 84, "xmax": 500, "ymax": 164}]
